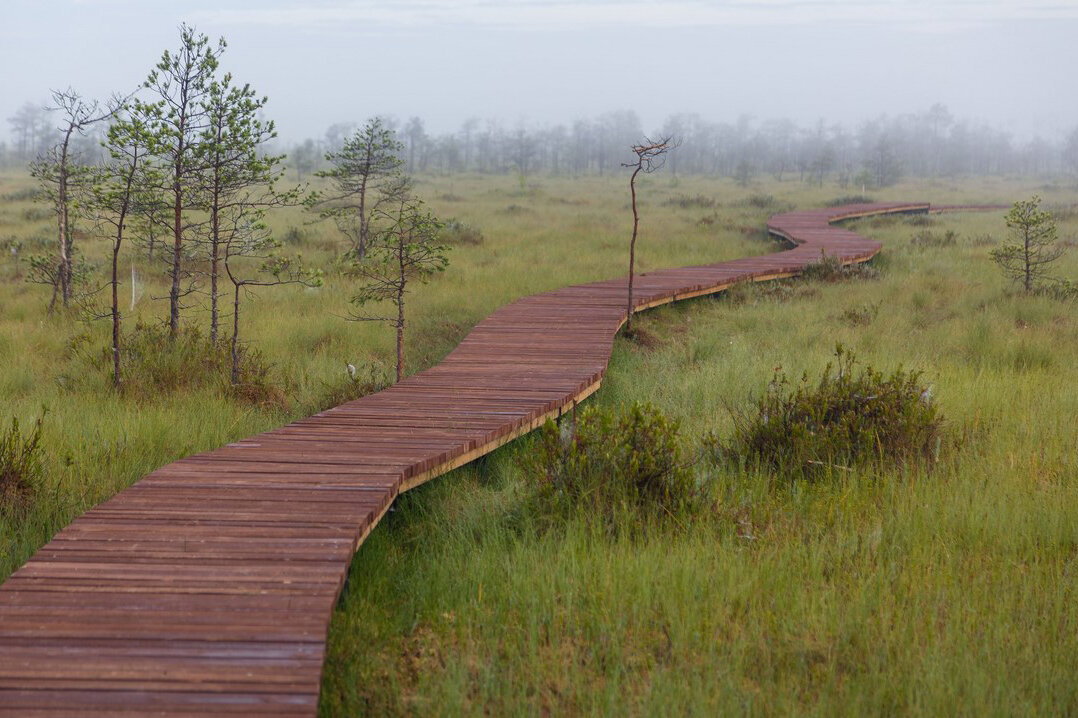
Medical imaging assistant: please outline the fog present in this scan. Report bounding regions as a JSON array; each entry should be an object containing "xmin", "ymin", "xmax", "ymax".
[{"xmin": 3, "ymin": 0, "xmax": 1078, "ymax": 144}]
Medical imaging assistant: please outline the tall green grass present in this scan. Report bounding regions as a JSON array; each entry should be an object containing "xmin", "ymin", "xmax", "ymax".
[{"xmin": 2, "ymin": 168, "xmax": 1078, "ymax": 715}]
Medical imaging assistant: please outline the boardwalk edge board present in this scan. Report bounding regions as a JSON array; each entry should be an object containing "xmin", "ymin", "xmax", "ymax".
[{"xmin": 1, "ymin": 201, "xmax": 979, "ymax": 715}]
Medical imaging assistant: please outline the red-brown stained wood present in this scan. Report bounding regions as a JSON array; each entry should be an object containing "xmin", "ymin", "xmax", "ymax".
[{"xmin": 0, "ymin": 203, "xmax": 935, "ymax": 715}]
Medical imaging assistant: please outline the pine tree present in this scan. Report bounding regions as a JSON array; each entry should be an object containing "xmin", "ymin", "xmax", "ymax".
[
  {"xmin": 991, "ymin": 196, "xmax": 1064, "ymax": 293},
  {"xmin": 311, "ymin": 117, "xmax": 403, "ymax": 259},
  {"xmin": 348, "ymin": 180, "xmax": 449, "ymax": 382}
]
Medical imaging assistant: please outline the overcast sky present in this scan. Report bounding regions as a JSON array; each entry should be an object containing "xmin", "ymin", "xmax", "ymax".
[{"xmin": 3, "ymin": 0, "xmax": 1078, "ymax": 143}]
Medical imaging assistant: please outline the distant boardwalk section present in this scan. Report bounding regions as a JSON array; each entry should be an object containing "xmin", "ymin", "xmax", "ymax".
[{"xmin": 0, "ymin": 202, "xmax": 931, "ymax": 716}]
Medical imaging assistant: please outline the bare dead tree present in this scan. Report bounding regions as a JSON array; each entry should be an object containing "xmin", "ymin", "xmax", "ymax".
[
  {"xmin": 622, "ymin": 135, "xmax": 676, "ymax": 333},
  {"xmin": 29, "ymin": 88, "xmax": 122, "ymax": 310}
]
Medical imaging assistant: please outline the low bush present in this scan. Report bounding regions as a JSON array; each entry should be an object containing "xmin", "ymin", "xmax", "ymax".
[
  {"xmin": 528, "ymin": 403, "xmax": 697, "ymax": 524},
  {"xmin": 736, "ymin": 193, "xmax": 789, "ymax": 210},
  {"xmin": 1032, "ymin": 278, "xmax": 1078, "ymax": 301},
  {"xmin": 1, "ymin": 412, "xmax": 44, "ymax": 511},
  {"xmin": 663, "ymin": 194, "xmax": 716, "ymax": 209},
  {"xmin": 1, "ymin": 187, "xmax": 43, "ymax": 202},
  {"xmin": 716, "ymin": 345, "xmax": 942, "ymax": 478},
  {"xmin": 72, "ymin": 322, "xmax": 286, "ymax": 407},
  {"xmin": 839, "ymin": 301, "xmax": 880, "ymax": 325},
  {"xmin": 313, "ymin": 363, "xmax": 390, "ymax": 412},
  {"xmin": 902, "ymin": 214, "xmax": 935, "ymax": 227},
  {"xmin": 441, "ymin": 219, "xmax": 484, "ymax": 246},
  {"xmin": 826, "ymin": 194, "xmax": 875, "ymax": 207},
  {"xmin": 910, "ymin": 229, "xmax": 958, "ymax": 249}
]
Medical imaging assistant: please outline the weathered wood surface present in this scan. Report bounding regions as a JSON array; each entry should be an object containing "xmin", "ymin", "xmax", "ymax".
[{"xmin": 0, "ymin": 202, "xmax": 930, "ymax": 715}]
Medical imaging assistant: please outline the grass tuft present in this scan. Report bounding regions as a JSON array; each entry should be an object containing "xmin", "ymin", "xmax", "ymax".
[{"xmin": 0, "ymin": 412, "xmax": 44, "ymax": 511}]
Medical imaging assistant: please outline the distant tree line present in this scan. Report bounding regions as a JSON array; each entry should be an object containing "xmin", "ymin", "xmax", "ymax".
[
  {"xmin": 281, "ymin": 106, "xmax": 1078, "ymax": 187},
  {"xmin": 9, "ymin": 97, "xmax": 1078, "ymax": 185}
]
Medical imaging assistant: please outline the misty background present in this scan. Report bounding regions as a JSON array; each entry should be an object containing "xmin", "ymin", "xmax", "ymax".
[{"xmin": 3, "ymin": 0, "xmax": 1078, "ymax": 179}]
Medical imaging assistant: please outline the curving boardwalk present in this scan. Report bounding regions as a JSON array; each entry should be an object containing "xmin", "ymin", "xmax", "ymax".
[{"xmin": 0, "ymin": 202, "xmax": 930, "ymax": 715}]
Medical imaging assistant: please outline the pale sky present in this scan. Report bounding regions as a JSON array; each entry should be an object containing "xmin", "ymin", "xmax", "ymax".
[{"xmin": 3, "ymin": 0, "xmax": 1077, "ymax": 142}]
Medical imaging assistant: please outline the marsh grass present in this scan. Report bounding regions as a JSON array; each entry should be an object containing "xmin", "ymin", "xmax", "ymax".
[{"xmin": 2, "ymin": 169, "xmax": 1078, "ymax": 715}]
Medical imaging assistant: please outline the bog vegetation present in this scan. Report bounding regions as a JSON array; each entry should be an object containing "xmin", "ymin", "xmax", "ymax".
[{"xmin": 1, "ymin": 23, "xmax": 1078, "ymax": 718}]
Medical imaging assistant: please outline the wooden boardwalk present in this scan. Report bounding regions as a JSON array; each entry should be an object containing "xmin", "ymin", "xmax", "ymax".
[{"xmin": 0, "ymin": 202, "xmax": 929, "ymax": 715}]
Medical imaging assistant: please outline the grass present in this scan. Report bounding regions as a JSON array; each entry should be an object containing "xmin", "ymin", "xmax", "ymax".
[{"xmin": 1, "ymin": 168, "xmax": 1077, "ymax": 715}]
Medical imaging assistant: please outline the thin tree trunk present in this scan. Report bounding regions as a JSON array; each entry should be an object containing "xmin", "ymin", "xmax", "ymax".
[
  {"xmin": 169, "ymin": 133, "xmax": 185, "ymax": 337},
  {"xmin": 358, "ymin": 173, "xmax": 368, "ymax": 259},
  {"xmin": 231, "ymin": 283, "xmax": 241, "ymax": 385},
  {"xmin": 1024, "ymin": 229, "xmax": 1032, "ymax": 292},
  {"xmin": 396, "ymin": 242, "xmax": 405, "ymax": 383},
  {"xmin": 210, "ymin": 197, "xmax": 220, "ymax": 343},
  {"xmin": 626, "ymin": 165, "xmax": 641, "ymax": 332},
  {"xmin": 112, "ymin": 229, "xmax": 122, "ymax": 388},
  {"xmin": 57, "ymin": 128, "xmax": 73, "ymax": 307}
]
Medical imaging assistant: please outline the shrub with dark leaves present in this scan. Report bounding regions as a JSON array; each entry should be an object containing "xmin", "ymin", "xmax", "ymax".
[
  {"xmin": 718, "ymin": 345, "xmax": 942, "ymax": 478},
  {"xmin": 529, "ymin": 403, "xmax": 696, "ymax": 522}
]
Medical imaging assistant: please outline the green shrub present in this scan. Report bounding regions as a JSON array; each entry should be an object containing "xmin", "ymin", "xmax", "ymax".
[
  {"xmin": 71, "ymin": 322, "xmax": 285, "ymax": 407},
  {"xmin": 313, "ymin": 363, "xmax": 390, "ymax": 412},
  {"xmin": 528, "ymin": 403, "xmax": 697, "ymax": 524},
  {"xmin": 826, "ymin": 194, "xmax": 875, "ymax": 207},
  {"xmin": 718, "ymin": 345, "xmax": 942, "ymax": 478},
  {"xmin": 1, "ymin": 412, "xmax": 44, "ymax": 510},
  {"xmin": 839, "ymin": 301, "xmax": 880, "ymax": 325},
  {"xmin": 902, "ymin": 214, "xmax": 935, "ymax": 227},
  {"xmin": 736, "ymin": 193, "xmax": 789, "ymax": 210},
  {"xmin": 1032, "ymin": 278, "xmax": 1078, "ymax": 301},
  {"xmin": 441, "ymin": 219, "xmax": 484, "ymax": 246},
  {"xmin": 1, "ymin": 187, "xmax": 44, "ymax": 202},
  {"xmin": 910, "ymin": 229, "xmax": 958, "ymax": 249},
  {"xmin": 663, "ymin": 194, "xmax": 716, "ymax": 209}
]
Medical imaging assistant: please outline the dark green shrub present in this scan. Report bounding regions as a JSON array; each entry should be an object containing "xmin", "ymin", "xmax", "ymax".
[
  {"xmin": 528, "ymin": 403, "xmax": 697, "ymax": 522},
  {"xmin": 1, "ymin": 412, "xmax": 44, "ymax": 510},
  {"xmin": 281, "ymin": 226, "xmax": 306, "ymax": 245},
  {"xmin": 718, "ymin": 345, "xmax": 942, "ymax": 478}
]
